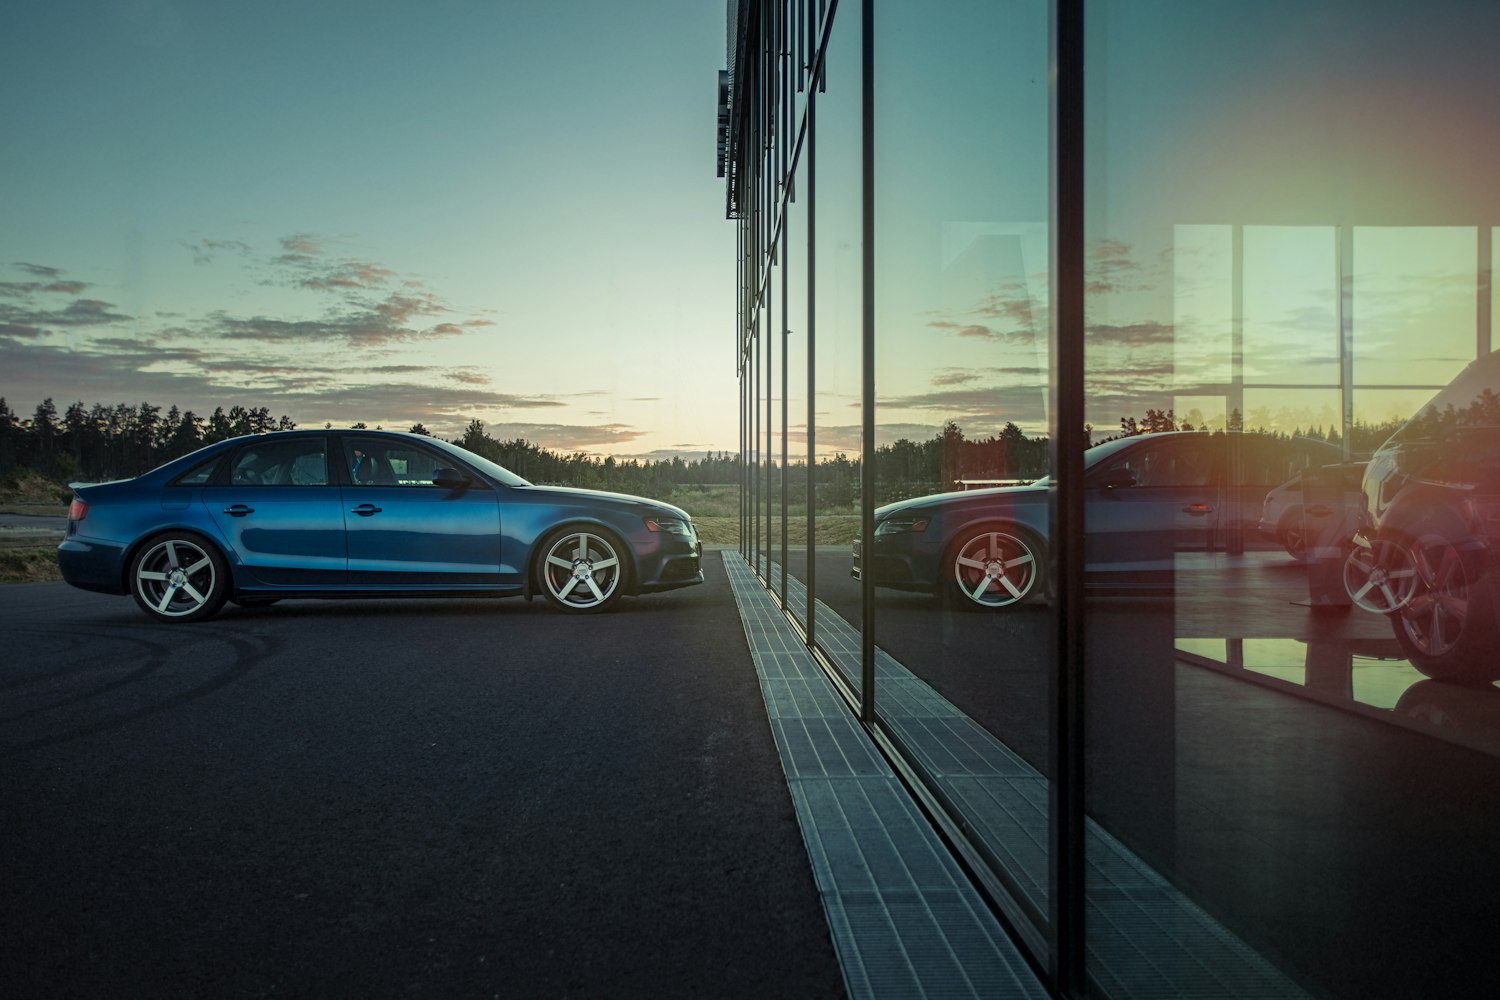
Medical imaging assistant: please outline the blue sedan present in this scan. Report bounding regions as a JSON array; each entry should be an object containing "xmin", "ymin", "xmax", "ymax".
[
  {"xmin": 856, "ymin": 431, "xmax": 1342, "ymax": 609},
  {"xmin": 58, "ymin": 429, "xmax": 703, "ymax": 621}
]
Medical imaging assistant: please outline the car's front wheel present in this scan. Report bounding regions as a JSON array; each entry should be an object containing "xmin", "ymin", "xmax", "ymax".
[
  {"xmin": 946, "ymin": 525, "xmax": 1044, "ymax": 610},
  {"xmin": 538, "ymin": 527, "xmax": 626, "ymax": 613},
  {"xmin": 1391, "ymin": 522, "xmax": 1500, "ymax": 684},
  {"xmin": 1278, "ymin": 508, "xmax": 1310, "ymax": 561},
  {"xmin": 130, "ymin": 533, "xmax": 230, "ymax": 622}
]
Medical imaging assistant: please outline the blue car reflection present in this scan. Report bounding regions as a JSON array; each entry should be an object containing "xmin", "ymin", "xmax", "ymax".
[
  {"xmin": 58, "ymin": 430, "xmax": 703, "ymax": 621},
  {"xmin": 855, "ymin": 431, "xmax": 1342, "ymax": 609}
]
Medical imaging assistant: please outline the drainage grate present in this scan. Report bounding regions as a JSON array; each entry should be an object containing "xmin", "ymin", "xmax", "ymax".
[{"xmin": 725, "ymin": 551, "xmax": 1048, "ymax": 1000}]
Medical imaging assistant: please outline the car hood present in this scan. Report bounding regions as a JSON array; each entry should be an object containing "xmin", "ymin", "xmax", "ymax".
[
  {"xmin": 516, "ymin": 484, "xmax": 692, "ymax": 520},
  {"xmin": 876, "ymin": 481, "xmax": 1048, "ymax": 520}
]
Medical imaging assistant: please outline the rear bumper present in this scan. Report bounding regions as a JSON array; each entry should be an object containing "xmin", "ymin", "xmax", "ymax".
[{"xmin": 57, "ymin": 537, "xmax": 129, "ymax": 595}]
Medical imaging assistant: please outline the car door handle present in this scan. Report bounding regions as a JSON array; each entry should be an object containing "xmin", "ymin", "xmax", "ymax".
[
  {"xmin": 1182, "ymin": 503, "xmax": 1214, "ymax": 516},
  {"xmin": 223, "ymin": 504, "xmax": 255, "ymax": 517},
  {"xmin": 1306, "ymin": 504, "xmax": 1332, "ymax": 516},
  {"xmin": 351, "ymin": 504, "xmax": 382, "ymax": 516}
]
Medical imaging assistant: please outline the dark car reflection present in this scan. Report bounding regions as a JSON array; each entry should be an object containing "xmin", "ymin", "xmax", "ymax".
[
  {"xmin": 1344, "ymin": 350, "xmax": 1500, "ymax": 684},
  {"xmin": 58, "ymin": 429, "xmax": 703, "ymax": 622},
  {"xmin": 855, "ymin": 431, "xmax": 1342, "ymax": 609},
  {"xmin": 1256, "ymin": 462, "xmax": 1366, "ymax": 560}
]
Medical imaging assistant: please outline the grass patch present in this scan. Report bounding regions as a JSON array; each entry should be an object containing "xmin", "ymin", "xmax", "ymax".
[
  {"xmin": 691, "ymin": 515, "xmax": 860, "ymax": 547},
  {"xmin": 0, "ymin": 544, "xmax": 62, "ymax": 584}
]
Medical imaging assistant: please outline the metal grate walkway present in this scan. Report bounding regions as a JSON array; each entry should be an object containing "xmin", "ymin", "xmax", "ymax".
[
  {"xmin": 726, "ymin": 550, "xmax": 1049, "ymax": 1000},
  {"xmin": 731, "ymin": 550, "xmax": 1309, "ymax": 999}
]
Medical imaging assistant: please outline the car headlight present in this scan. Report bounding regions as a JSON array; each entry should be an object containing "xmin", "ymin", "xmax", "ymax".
[
  {"xmin": 645, "ymin": 516, "xmax": 693, "ymax": 535},
  {"xmin": 875, "ymin": 516, "xmax": 929, "ymax": 536}
]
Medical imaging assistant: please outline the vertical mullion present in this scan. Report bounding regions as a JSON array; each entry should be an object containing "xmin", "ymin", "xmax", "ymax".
[
  {"xmin": 1479, "ymin": 227, "xmax": 1492, "ymax": 359},
  {"xmin": 781, "ymin": 215, "xmax": 790, "ymax": 604},
  {"xmin": 859, "ymin": 0, "xmax": 876, "ymax": 725},
  {"xmin": 1339, "ymin": 226, "xmax": 1355, "ymax": 461},
  {"xmin": 805, "ymin": 86, "xmax": 818, "ymax": 644},
  {"xmin": 1048, "ymin": 0, "xmax": 1086, "ymax": 994}
]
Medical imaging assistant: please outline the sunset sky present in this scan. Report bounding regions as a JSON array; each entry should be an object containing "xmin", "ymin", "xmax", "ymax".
[
  {"xmin": 1, "ymin": 1, "xmax": 735, "ymax": 460},
  {"xmin": 8, "ymin": 1, "xmax": 1500, "ymax": 466}
]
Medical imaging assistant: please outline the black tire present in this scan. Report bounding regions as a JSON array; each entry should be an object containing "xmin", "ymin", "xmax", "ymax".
[
  {"xmin": 535, "ymin": 526, "xmax": 628, "ymax": 614},
  {"xmin": 1278, "ymin": 508, "xmax": 1309, "ymax": 561},
  {"xmin": 1389, "ymin": 516, "xmax": 1500, "ymax": 685},
  {"xmin": 129, "ymin": 532, "xmax": 230, "ymax": 623},
  {"xmin": 944, "ymin": 524, "xmax": 1045, "ymax": 610}
]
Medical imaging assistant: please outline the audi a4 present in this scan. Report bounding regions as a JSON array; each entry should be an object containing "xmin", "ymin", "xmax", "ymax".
[{"xmin": 58, "ymin": 429, "xmax": 703, "ymax": 621}]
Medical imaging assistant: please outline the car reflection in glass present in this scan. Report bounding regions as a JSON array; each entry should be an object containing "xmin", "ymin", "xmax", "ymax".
[
  {"xmin": 855, "ymin": 430, "xmax": 1341, "ymax": 609},
  {"xmin": 1344, "ymin": 350, "xmax": 1500, "ymax": 684},
  {"xmin": 1256, "ymin": 462, "xmax": 1366, "ymax": 561},
  {"xmin": 58, "ymin": 430, "xmax": 704, "ymax": 621}
]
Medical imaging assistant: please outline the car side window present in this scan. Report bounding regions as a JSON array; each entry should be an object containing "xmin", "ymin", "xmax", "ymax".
[
  {"xmin": 228, "ymin": 438, "xmax": 329, "ymax": 486},
  {"xmin": 1099, "ymin": 440, "xmax": 1213, "ymax": 488},
  {"xmin": 343, "ymin": 439, "xmax": 461, "ymax": 487},
  {"xmin": 171, "ymin": 455, "xmax": 221, "ymax": 486}
]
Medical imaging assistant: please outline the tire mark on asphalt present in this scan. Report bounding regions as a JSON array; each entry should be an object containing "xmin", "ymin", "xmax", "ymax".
[{"xmin": 0, "ymin": 627, "xmax": 283, "ymax": 758}]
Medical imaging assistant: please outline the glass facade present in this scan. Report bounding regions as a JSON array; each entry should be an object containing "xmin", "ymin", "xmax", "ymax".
[{"xmin": 721, "ymin": 0, "xmax": 1500, "ymax": 995}]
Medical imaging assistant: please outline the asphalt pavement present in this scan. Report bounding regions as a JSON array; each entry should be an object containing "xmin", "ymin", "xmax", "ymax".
[{"xmin": 0, "ymin": 565, "xmax": 846, "ymax": 999}]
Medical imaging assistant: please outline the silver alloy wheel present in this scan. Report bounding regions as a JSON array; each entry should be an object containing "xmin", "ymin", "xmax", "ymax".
[
  {"xmin": 1397, "ymin": 533, "xmax": 1471, "ymax": 657},
  {"xmin": 541, "ymin": 529, "xmax": 623, "ymax": 611},
  {"xmin": 952, "ymin": 529, "xmax": 1038, "ymax": 608},
  {"xmin": 134, "ymin": 537, "xmax": 220, "ymax": 619},
  {"xmin": 1343, "ymin": 538, "xmax": 1419, "ymax": 614}
]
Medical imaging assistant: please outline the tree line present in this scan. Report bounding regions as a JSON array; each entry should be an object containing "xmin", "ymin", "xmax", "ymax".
[{"xmin": 1, "ymin": 395, "xmax": 1410, "ymax": 501}]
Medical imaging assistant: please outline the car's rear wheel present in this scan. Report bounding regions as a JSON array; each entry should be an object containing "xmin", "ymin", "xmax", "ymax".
[
  {"xmin": 538, "ymin": 527, "xmax": 626, "ymax": 613},
  {"xmin": 1389, "ymin": 520, "xmax": 1500, "ymax": 684},
  {"xmin": 946, "ymin": 525, "xmax": 1044, "ymax": 610},
  {"xmin": 130, "ymin": 533, "xmax": 230, "ymax": 622}
]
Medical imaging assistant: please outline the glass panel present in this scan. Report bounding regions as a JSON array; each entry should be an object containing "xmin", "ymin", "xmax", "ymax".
[
  {"xmin": 872, "ymin": 0, "xmax": 1051, "ymax": 934},
  {"xmin": 1243, "ymin": 226, "xmax": 1340, "ymax": 386},
  {"xmin": 1241, "ymin": 387, "xmax": 1342, "ymax": 442},
  {"xmin": 1352, "ymin": 227, "xmax": 1476, "ymax": 386},
  {"xmin": 786, "ymin": 153, "xmax": 811, "ymax": 628},
  {"xmin": 1173, "ymin": 224, "xmax": 1234, "ymax": 389},
  {"xmin": 809, "ymin": 0, "xmax": 863, "ymax": 697},
  {"xmin": 1086, "ymin": 2, "xmax": 1500, "ymax": 997}
]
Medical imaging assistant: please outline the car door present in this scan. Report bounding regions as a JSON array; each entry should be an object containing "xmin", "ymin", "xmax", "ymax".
[
  {"xmin": 1084, "ymin": 435, "xmax": 1219, "ymax": 578},
  {"xmin": 203, "ymin": 436, "xmax": 347, "ymax": 585},
  {"xmin": 339, "ymin": 436, "xmax": 503, "ymax": 585}
]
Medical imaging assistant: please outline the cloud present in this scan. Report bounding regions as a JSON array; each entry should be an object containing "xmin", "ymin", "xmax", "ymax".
[
  {"xmin": 1086, "ymin": 321, "xmax": 1174, "ymax": 347},
  {"xmin": 279, "ymin": 233, "xmax": 323, "ymax": 257},
  {"xmin": 182, "ymin": 239, "xmax": 253, "ymax": 265},
  {"xmin": 0, "ymin": 242, "xmax": 529, "ymax": 440},
  {"xmin": 0, "ymin": 297, "xmax": 132, "ymax": 330},
  {"xmin": 2, "ymin": 263, "xmax": 92, "ymax": 299},
  {"xmin": 0, "ymin": 334, "xmax": 566, "ymax": 438},
  {"xmin": 199, "ymin": 288, "xmax": 462, "ymax": 347},
  {"xmin": 477, "ymin": 421, "xmax": 647, "ymax": 451}
]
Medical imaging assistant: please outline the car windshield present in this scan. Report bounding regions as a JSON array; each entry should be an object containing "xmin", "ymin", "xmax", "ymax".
[{"xmin": 1388, "ymin": 349, "xmax": 1500, "ymax": 445}]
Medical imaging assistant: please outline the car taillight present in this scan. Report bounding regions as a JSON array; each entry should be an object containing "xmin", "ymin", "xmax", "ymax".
[{"xmin": 68, "ymin": 498, "xmax": 89, "ymax": 522}]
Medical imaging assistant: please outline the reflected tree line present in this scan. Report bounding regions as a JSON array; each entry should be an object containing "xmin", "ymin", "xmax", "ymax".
[{"xmin": 1, "ymin": 394, "xmax": 1422, "ymax": 501}]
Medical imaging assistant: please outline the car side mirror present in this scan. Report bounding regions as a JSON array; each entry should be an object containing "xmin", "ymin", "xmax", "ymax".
[
  {"xmin": 1097, "ymin": 468, "xmax": 1138, "ymax": 492},
  {"xmin": 432, "ymin": 468, "xmax": 471, "ymax": 489}
]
